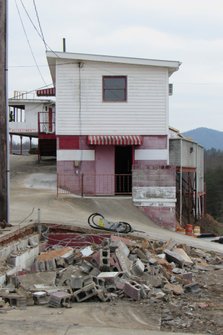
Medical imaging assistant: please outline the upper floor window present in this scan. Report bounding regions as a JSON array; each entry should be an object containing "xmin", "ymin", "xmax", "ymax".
[{"xmin": 103, "ymin": 76, "xmax": 127, "ymax": 102}]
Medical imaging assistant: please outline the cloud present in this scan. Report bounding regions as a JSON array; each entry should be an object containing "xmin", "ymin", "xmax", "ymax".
[{"xmin": 8, "ymin": 0, "xmax": 223, "ymax": 131}]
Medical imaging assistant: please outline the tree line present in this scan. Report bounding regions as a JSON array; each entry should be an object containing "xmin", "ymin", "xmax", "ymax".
[{"xmin": 205, "ymin": 148, "xmax": 223, "ymax": 222}]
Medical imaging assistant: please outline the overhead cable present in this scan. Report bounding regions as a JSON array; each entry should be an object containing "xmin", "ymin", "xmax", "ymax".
[
  {"xmin": 19, "ymin": 0, "xmax": 61, "ymax": 58},
  {"xmin": 15, "ymin": 0, "xmax": 47, "ymax": 85},
  {"xmin": 32, "ymin": 0, "xmax": 47, "ymax": 49}
]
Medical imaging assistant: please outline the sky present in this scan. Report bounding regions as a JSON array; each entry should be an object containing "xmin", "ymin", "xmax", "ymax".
[{"xmin": 8, "ymin": 0, "xmax": 223, "ymax": 132}]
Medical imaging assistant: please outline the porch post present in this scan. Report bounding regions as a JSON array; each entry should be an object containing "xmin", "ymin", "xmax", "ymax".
[{"xmin": 20, "ymin": 135, "xmax": 22, "ymax": 155}]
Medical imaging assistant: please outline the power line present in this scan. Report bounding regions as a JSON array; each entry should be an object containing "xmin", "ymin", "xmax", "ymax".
[
  {"xmin": 19, "ymin": 0, "xmax": 61, "ymax": 58},
  {"xmin": 19, "ymin": 0, "xmax": 45, "ymax": 44},
  {"xmin": 15, "ymin": 0, "xmax": 47, "ymax": 85},
  {"xmin": 33, "ymin": 0, "xmax": 47, "ymax": 49}
]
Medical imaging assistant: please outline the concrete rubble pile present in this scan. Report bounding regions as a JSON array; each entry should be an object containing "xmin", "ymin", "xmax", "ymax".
[{"xmin": 0, "ymin": 235, "xmax": 222, "ymax": 309}]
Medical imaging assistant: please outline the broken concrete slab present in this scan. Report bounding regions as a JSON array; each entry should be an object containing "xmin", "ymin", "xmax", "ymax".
[
  {"xmin": 17, "ymin": 272, "xmax": 56, "ymax": 291},
  {"xmin": 164, "ymin": 248, "xmax": 193, "ymax": 267}
]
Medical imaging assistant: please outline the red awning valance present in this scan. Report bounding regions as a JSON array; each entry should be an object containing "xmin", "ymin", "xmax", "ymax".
[
  {"xmin": 36, "ymin": 87, "xmax": 55, "ymax": 97},
  {"xmin": 88, "ymin": 135, "xmax": 142, "ymax": 146}
]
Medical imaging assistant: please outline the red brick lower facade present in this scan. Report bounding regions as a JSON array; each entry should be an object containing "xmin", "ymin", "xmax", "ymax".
[{"xmin": 56, "ymin": 134, "xmax": 177, "ymax": 230}]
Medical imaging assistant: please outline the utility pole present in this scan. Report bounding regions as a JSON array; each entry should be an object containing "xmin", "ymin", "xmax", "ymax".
[{"xmin": 0, "ymin": 0, "xmax": 9, "ymax": 226}]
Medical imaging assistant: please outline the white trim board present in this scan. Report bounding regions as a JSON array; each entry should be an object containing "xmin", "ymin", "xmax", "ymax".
[
  {"xmin": 57, "ymin": 149, "xmax": 95, "ymax": 161},
  {"xmin": 135, "ymin": 149, "xmax": 168, "ymax": 161}
]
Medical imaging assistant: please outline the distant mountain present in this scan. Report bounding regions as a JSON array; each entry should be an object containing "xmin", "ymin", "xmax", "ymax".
[{"xmin": 182, "ymin": 127, "xmax": 223, "ymax": 150}]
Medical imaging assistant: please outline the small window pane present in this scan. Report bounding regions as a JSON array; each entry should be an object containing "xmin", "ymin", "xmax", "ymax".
[
  {"xmin": 103, "ymin": 76, "xmax": 127, "ymax": 102},
  {"xmin": 104, "ymin": 78, "xmax": 126, "ymax": 89},
  {"xmin": 104, "ymin": 90, "xmax": 126, "ymax": 101}
]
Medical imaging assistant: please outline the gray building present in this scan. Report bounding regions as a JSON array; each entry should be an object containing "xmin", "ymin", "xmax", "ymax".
[{"xmin": 169, "ymin": 128, "xmax": 205, "ymax": 226}]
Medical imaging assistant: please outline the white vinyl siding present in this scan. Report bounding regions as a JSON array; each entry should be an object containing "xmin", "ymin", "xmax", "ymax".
[{"xmin": 56, "ymin": 60, "xmax": 169, "ymax": 136}]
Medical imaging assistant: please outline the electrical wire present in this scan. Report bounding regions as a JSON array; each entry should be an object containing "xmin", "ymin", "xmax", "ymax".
[
  {"xmin": 88, "ymin": 213, "xmax": 145, "ymax": 234},
  {"xmin": 15, "ymin": 0, "xmax": 47, "ymax": 85},
  {"xmin": 17, "ymin": 207, "xmax": 35, "ymax": 226},
  {"xmin": 32, "ymin": 0, "xmax": 47, "ymax": 49},
  {"xmin": 19, "ymin": 0, "xmax": 61, "ymax": 58}
]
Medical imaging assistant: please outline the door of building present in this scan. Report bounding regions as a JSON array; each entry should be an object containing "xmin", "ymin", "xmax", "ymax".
[{"xmin": 115, "ymin": 146, "xmax": 132, "ymax": 194}]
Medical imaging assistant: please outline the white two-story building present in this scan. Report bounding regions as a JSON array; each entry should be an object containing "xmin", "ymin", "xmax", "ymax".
[
  {"xmin": 9, "ymin": 91, "xmax": 56, "ymax": 159},
  {"xmin": 46, "ymin": 51, "xmax": 181, "ymax": 229}
]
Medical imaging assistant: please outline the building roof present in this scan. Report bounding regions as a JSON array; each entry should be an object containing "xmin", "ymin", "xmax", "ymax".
[
  {"xmin": 8, "ymin": 98, "xmax": 55, "ymax": 106},
  {"xmin": 46, "ymin": 51, "xmax": 181, "ymax": 82}
]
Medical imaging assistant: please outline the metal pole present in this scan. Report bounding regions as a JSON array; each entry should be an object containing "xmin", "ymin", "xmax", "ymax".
[
  {"xmin": 63, "ymin": 38, "xmax": 66, "ymax": 52},
  {"xmin": 179, "ymin": 139, "xmax": 182, "ymax": 226},
  {"xmin": 0, "ymin": 0, "xmax": 9, "ymax": 225}
]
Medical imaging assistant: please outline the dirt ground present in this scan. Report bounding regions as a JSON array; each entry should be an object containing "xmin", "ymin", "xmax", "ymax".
[{"xmin": 1, "ymin": 154, "xmax": 223, "ymax": 335}]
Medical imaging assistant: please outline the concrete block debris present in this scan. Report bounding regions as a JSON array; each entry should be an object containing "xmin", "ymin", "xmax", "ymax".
[
  {"xmin": 33, "ymin": 291, "xmax": 49, "ymax": 305},
  {"xmin": 2, "ymin": 293, "xmax": 27, "ymax": 308},
  {"xmin": 35, "ymin": 247, "xmax": 74, "ymax": 272},
  {"xmin": 99, "ymin": 248, "xmax": 110, "ymax": 271},
  {"xmin": 0, "ymin": 235, "xmax": 221, "ymax": 309},
  {"xmin": 124, "ymin": 280, "xmax": 142, "ymax": 301},
  {"xmin": 73, "ymin": 282, "xmax": 98, "ymax": 302},
  {"xmin": 49, "ymin": 291, "xmax": 72, "ymax": 308},
  {"xmin": 164, "ymin": 248, "xmax": 193, "ymax": 267}
]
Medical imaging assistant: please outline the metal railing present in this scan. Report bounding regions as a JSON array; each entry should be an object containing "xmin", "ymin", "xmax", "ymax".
[
  {"xmin": 38, "ymin": 112, "xmax": 55, "ymax": 134},
  {"xmin": 57, "ymin": 173, "xmax": 132, "ymax": 196}
]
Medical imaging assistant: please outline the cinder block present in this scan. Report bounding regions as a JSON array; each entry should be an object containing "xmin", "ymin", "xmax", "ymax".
[
  {"xmin": 49, "ymin": 291, "xmax": 72, "ymax": 308},
  {"xmin": 115, "ymin": 248, "xmax": 132, "ymax": 275},
  {"xmin": 70, "ymin": 274, "xmax": 92, "ymax": 290},
  {"xmin": 89, "ymin": 267, "xmax": 100, "ymax": 277},
  {"xmin": 140, "ymin": 284, "xmax": 150, "ymax": 299},
  {"xmin": 37, "ymin": 260, "xmax": 46, "ymax": 272},
  {"xmin": 124, "ymin": 281, "xmax": 142, "ymax": 301},
  {"xmin": 92, "ymin": 276, "xmax": 105, "ymax": 288},
  {"xmin": 110, "ymin": 240, "xmax": 130, "ymax": 256},
  {"xmin": 80, "ymin": 260, "xmax": 93, "ymax": 274},
  {"xmin": 73, "ymin": 282, "xmax": 98, "ymax": 302},
  {"xmin": 110, "ymin": 254, "xmax": 122, "ymax": 272},
  {"xmin": 97, "ymin": 289, "xmax": 110, "ymax": 302},
  {"xmin": 55, "ymin": 257, "xmax": 66, "ymax": 268},
  {"xmin": 3, "ymin": 294, "xmax": 27, "ymax": 307},
  {"xmin": 70, "ymin": 275, "xmax": 85, "ymax": 289},
  {"xmin": 60, "ymin": 249, "xmax": 74, "ymax": 265},
  {"xmin": 87, "ymin": 251, "xmax": 100, "ymax": 268},
  {"xmin": 33, "ymin": 291, "xmax": 49, "ymax": 305},
  {"xmin": 45, "ymin": 259, "xmax": 56, "ymax": 271},
  {"xmin": 132, "ymin": 258, "xmax": 145, "ymax": 276},
  {"xmin": 99, "ymin": 249, "xmax": 110, "ymax": 271},
  {"xmin": 97, "ymin": 272, "xmax": 119, "ymax": 284}
]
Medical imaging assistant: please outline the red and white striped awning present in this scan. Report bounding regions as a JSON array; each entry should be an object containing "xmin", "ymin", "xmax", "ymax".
[
  {"xmin": 36, "ymin": 87, "xmax": 55, "ymax": 97},
  {"xmin": 87, "ymin": 135, "xmax": 142, "ymax": 146}
]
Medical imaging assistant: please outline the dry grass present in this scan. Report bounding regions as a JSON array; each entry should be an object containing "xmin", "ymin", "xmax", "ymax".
[{"xmin": 198, "ymin": 214, "xmax": 223, "ymax": 236}]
